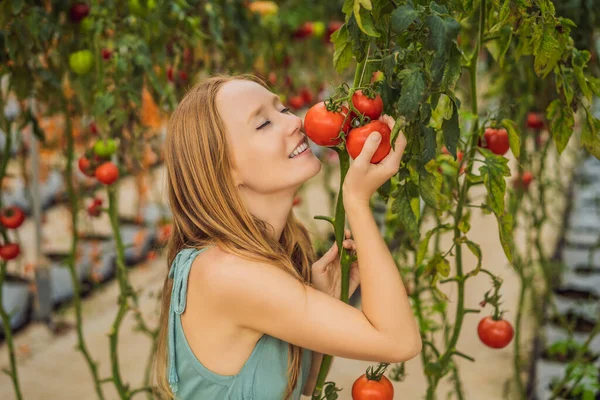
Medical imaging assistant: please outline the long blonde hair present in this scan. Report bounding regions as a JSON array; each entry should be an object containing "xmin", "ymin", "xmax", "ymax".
[{"xmin": 151, "ymin": 74, "xmax": 316, "ymax": 400}]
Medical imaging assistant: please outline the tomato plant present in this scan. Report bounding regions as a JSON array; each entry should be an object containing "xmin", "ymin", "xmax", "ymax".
[
  {"xmin": 304, "ymin": 102, "xmax": 351, "ymax": 146},
  {"xmin": 346, "ymin": 120, "xmax": 391, "ymax": 164},
  {"xmin": 0, "ymin": 206, "xmax": 25, "ymax": 229}
]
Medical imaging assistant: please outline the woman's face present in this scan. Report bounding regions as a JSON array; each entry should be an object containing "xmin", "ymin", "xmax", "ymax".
[{"xmin": 217, "ymin": 79, "xmax": 321, "ymax": 195}]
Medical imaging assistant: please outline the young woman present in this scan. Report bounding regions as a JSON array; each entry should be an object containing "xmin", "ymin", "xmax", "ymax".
[{"xmin": 152, "ymin": 74, "xmax": 421, "ymax": 400}]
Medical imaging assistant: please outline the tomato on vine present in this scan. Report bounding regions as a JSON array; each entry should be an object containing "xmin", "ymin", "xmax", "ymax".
[
  {"xmin": 288, "ymin": 95, "xmax": 305, "ymax": 110},
  {"xmin": 352, "ymin": 362, "xmax": 394, "ymax": 400},
  {"xmin": 477, "ymin": 316, "xmax": 514, "ymax": 349},
  {"xmin": 87, "ymin": 198, "xmax": 103, "ymax": 217},
  {"xmin": 304, "ymin": 101, "xmax": 351, "ymax": 146},
  {"xmin": 0, "ymin": 243, "xmax": 20, "ymax": 261},
  {"xmin": 0, "ymin": 206, "xmax": 25, "ymax": 229},
  {"xmin": 95, "ymin": 162, "xmax": 119, "ymax": 185},
  {"xmin": 69, "ymin": 50, "xmax": 94, "ymax": 75},
  {"xmin": 352, "ymin": 90, "xmax": 384, "ymax": 120},
  {"xmin": 513, "ymin": 171, "xmax": 534, "ymax": 190},
  {"xmin": 346, "ymin": 120, "xmax": 391, "ymax": 164},
  {"xmin": 480, "ymin": 127, "xmax": 510, "ymax": 156},
  {"xmin": 93, "ymin": 139, "xmax": 118, "ymax": 158},
  {"xmin": 526, "ymin": 112, "xmax": 544, "ymax": 130},
  {"xmin": 69, "ymin": 2, "xmax": 90, "ymax": 24},
  {"xmin": 78, "ymin": 156, "xmax": 96, "ymax": 177}
]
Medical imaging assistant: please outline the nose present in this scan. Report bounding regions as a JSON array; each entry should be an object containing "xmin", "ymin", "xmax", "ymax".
[{"xmin": 285, "ymin": 112, "xmax": 302, "ymax": 137}]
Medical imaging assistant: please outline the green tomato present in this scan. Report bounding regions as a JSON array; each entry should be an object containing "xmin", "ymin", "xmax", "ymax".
[
  {"xmin": 93, "ymin": 139, "xmax": 118, "ymax": 158},
  {"xmin": 69, "ymin": 50, "xmax": 94, "ymax": 75},
  {"xmin": 79, "ymin": 17, "xmax": 94, "ymax": 33},
  {"xmin": 128, "ymin": 0, "xmax": 155, "ymax": 17},
  {"xmin": 312, "ymin": 22, "xmax": 326, "ymax": 38}
]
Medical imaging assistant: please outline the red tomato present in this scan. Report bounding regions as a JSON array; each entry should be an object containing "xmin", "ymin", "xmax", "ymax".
[
  {"xmin": 178, "ymin": 71, "xmax": 188, "ymax": 82},
  {"xmin": 481, "ymin": 128, "xmax": 510, "ymax": 156},
  {"xmin": 300, "ymin": 88, "xmax": 313, "ymax": 105},
  {"xmin": 0, "ymin": 243, "xmax": 20, "ymax": 261},
  {"xmin": 346, "ymin": 121, "xmax": 391, "ymax": 164},
  {"xmin": 95, "ymin": 162, "xmax": 119, "ymax": 185},
  {"xmin": 304, "ymin": 102, "xmax": 351, "ymax": 146},
  {"xmin": 288, "ymin": 95, "xmax": 305, "ymax": 110},
  {"xmin": 477, "ymin": 316, "xmax": 514, "ymax": 349},
  {"xmin": 101, "ymin": 48, "xmax": 112, "ymax": 60},
  {"xmin": 293, "ymin": 22, "xmax": 313, "ymax": 39},
  {"xmin": 352, "ymin": 372, "xmax": 394, "ymax": 400},
  {"xmin": 87, "ymin": 198, "xmax": 103, "ymax": 217},
  {"xmin": 89, "ymin": 121, "xmax": 98, "ymax": 135},
  {"xmin": 167, "ymin": 66, "xmax": 174, "ymax": 82},
  {"xmin": 526, "ymin": 112, "xmax": 544, "ymax": 130},
  {"xmin": 69, "ymin": 2, "xmax": 90, "ymax": 23},
  {"xmin": 268, "ymin": 72, "xmax": 277, "ymax": 86},
  {"xmin": 0, "ymin": 206, "xmax": 25, "ymax": 229},
  {"xmin": 78, "ymin": 156, "xmax": 96, "ymax": 177},
  {"xmin": 352, "ymin": 90, "xmax": 384, "ymax": 121},
  {"xmin": 514, "ymin": 171, "xmax": 534, "ymax": 190}
]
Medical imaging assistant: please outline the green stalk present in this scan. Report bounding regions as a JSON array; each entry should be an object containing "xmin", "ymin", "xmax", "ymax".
[
  {"xmin": 62, "ymin": 100, "xmax": 106, "ymax": 400},
  {"xmin": 429, "ymin": 2, "xmax": 486, "ymax": 395},
  {"xmin": 311, "ymin": 59, "xmax": 365, "ymax": 400}
]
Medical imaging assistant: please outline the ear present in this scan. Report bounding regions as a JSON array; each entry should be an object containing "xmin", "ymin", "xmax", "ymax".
[{"xmin": 231, "ymin": 168, "xmax": 243, "ymax": 187}]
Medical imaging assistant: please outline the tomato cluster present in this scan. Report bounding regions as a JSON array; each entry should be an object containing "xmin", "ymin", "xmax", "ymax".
[
  {"xmin": 0, "ymin": 205, "xmax": 25, "ymax": 261},
  {"xmin": 304, "ymin": 90, "xmax": 391, "ymax": 164},
  {"xmin": 78, "ymin": 139, "xmax": 120, "ymax": 185}
]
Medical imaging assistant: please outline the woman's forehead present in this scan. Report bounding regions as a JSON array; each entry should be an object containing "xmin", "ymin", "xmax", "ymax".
[{"xmin": 217, "ymin": 80, "xmax": 271, "ymax": 118}]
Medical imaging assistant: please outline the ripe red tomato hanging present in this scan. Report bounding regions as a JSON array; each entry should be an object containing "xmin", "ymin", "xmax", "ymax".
[
  {"xmin": 352, "ymin": 363, "xmax": 394, "ymax": 400},
  {"xmin": 304, "ymin": 102, "xmax": 351, "ymax": 146},
  {"xmin": 0, "ymin": 243, "xmax": 20, "ymax": 261},
  {"xmin": 352, "ymin": 90, "xmax": 384, "ymax": 120},
  {"xmin": 95, "ymin": 162, "xmax": 119, "ymax": 185},
  {"xmin": 514, "ymin": 171, "xmax": 534, "ymax": 190},
  {"xmin": 526, "ymin": 112, "xmax": 544, "ymax": 130},
  {"xmin": 78, "ymin": 156, "xmax": 96, "ymax": 177},
  {"xmin": 481, "ymin": 128, "xmax": 510, "ymax": 156},
  {"xmin": 0, "ymin": 206, "xmax": 25, "ymax": 229},
  {"xmin": 288, "ymin": 95, "xmax": 305, "ymax": 110},
  {"xmin": 346, "ymin": 120, "xmax": 391, "ymax": 164},
  {"xmin": 477, "ymin": 316, "xmax": 514, "ymax": 349}
]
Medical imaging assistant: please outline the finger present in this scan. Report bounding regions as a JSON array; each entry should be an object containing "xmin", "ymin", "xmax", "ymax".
[
  {"xmin": 379, "ymin": 130, "xmax": 407, "ymax": 169},
  {"xmin": 312, "ymin": 242, "xmax": 338, "ymax": 272},
  {"xmin": 379, "ymin": 114, "xmax": 395, "ymax": 131},
  {"xmin": 343, "ymin": 239, "xmax": 354, "ymax": 248},
  {"xmin": 354, "ymin": 131, "xmax": 382, "ymax": 166},
  {"xmin": 345, "ymin": 229, "xmax": 352, "ymax": 239}
]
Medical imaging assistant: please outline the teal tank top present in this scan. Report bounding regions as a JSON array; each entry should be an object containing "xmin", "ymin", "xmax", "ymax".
[{"xmin": 167, "ymin": 247, "xmax": 313, "ymax": 399}]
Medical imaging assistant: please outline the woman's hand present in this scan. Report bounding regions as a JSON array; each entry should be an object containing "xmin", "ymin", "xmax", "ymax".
[{"xmin": 311, "ymin": 229, "xmax": 360, "ymax": 300}]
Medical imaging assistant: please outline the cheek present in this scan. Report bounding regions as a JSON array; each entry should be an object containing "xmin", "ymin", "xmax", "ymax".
[{"xmin": 236, "ymin": 140, "xmax": 286, "ymax": 178}]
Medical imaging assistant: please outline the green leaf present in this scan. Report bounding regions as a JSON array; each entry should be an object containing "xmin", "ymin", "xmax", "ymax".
[
  {"xmin": 465, "ymin": 240, "xmax": 482, "ymax": 276},
  {"xmin": 442, "ymin": 43, "xmax": 462, "ymax": 92},
  {"xmin": 421, "ymin": 125, "xmax": 436, "ymax": 165},
  {"xmin": 485, "ymin": 26, "xmax": 513, "ymax": 67},
  {"xmin": 458, "ymin": 211, "xmax": 471, "ymax": 233},
  {"xmin": 429, "ymin": 2, "xmax": 448, "ymax": 15},
  {"xmin": 93, "ymin": 92, "xmax": 115, "ymax": 118},
  {"xmin": 532, "ymin": 23, "xmax": 563, "ymax": 78},
  {"xmin": 589, "ymin": 76, "xmax": 600, "ymax": 97},
  {"xmin": 501, "ymin": 119, "xmax": 521, "ymax": 159},
  {"xmin": 497, "ymin": 212, "xmax": 514, "ymax": 263},
  {"xmin": 426, "ymin": 253, "xmax": 450, "ymax": 277},
  {"xmin": 425, "ymin": 14, "xmax": 460, "ymax": 88},
  {"xmin": 442, "ymin": 101, "xmax": 459, "ymax": 158},
  {"xmin": 556, "ymin": 66, "xmax": 575, "ymax": 106},
  {"xmin": 478, "ymin": 149, "xmax": 511, "ymax": 217},
  {"xmin": 419, "ymin": 162, "xmax": 442, "ymax": 209},
  {"xmin": 11, "ymin": 0, "xmax": 24, "ymax": 14},
  {"xmin": 581, "ymin": 108, "xmax": 600, "ymax": 159},
  {"xmin": 390, "ymin": 4, "xmax": 419, "ymax": 34},
  {"xmin": 546, "ymin": 99, "xmax": 574, "ymax": 155},
  {"xmin": 332, "ymin": 25, "xmax": 353, "ymax": 74},
  {"xmin": 572, "ymin": 49, "xmax": 592, "ymax": 101},
  {"xmin": 391, "ymin": 184, "xmax": 420, "ymax": 242},
  {"xmin": 397, "ymin": 68, "xmax": 427, "ymax": 121}
]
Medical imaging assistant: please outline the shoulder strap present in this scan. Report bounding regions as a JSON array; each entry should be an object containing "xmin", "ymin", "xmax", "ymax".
[{"xmin": 167, "ymin": 246, "xmax": 213, "ymax": 394}]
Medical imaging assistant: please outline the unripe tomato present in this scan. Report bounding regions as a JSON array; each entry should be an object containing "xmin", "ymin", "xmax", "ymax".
[
  {"xmin": 78, "ymin": 156, "xmax": 96, "ymax": 177},
  {"xmin": 352, "ymin": 90, "xmax": 384, "ymax": 120},
  {"xmin": 93, "ymin": 139, "xmax": 118, "ymax": 158},
  {"xmin": 371, "ymin": 71, "xmax": 384, "ymax": 83},
  {"xmin": 247, "ymin": 1, "xmax": 278, "ymax": 17},
  {"xmin": 526, "ymin": 112, "xmax": 544, "ymax": 130},
  {"xmin": 312, "ymin": 21, "xmax": 326, "ymax": 38},
  {"xmin": 128, "ymin": 0, "xmax": 156, "ymax": 16},
  {"xmin": 304, "ymin": 102, "xmax": 351, "ymax": 146},
  {"xmin": 481, "ymin": 128, "xmax": 510, "ymax": 156},
  {"xmin": 477, "ymin": 316, "xmax": 514, "ymax": 349},
  {"xmin": 0, "ymin": 243, "xmax": 20, "ymax": 261},
  {"xmin": 95, "ymin": 162, "xmax": 119, "ymax": 185},
  {"xmin": 347, "ymin": 120, "xmax": 391, "ymax": 164},
  {"xmin": 352, "ymin": 370, "xmax": 394, "ymax": 400},
  {"xmin": 69, "ymin": 50, "xmax": 94, "ymax": 75},
  {"xmin": 0, "ymin": 206, "xmax": 25, "ymax": 229},
  {"xmin": 69, "ymin": 2, "xmax": 90, "ymax": 24}
]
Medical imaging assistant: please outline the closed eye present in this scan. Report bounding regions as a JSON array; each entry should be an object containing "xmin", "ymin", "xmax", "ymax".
[{"xmin": 256, "ymin": 108, "xmax": 292, "ymax": 130}]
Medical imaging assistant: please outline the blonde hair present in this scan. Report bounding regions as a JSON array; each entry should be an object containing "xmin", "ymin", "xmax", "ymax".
[{"xmin": 151, "ymin": 74, "xmax": 316, "ymax": 400}]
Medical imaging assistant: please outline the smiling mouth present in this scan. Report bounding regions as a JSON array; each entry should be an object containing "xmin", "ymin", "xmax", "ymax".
[{"xmin": 289, "ymin": 140, "xmax": 309, "ymax": 158}]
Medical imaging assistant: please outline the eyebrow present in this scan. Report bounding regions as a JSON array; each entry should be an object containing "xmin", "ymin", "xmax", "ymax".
[{"xmin": 247, "ymin": 94, "xmax": 281, "ymax": 123}]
